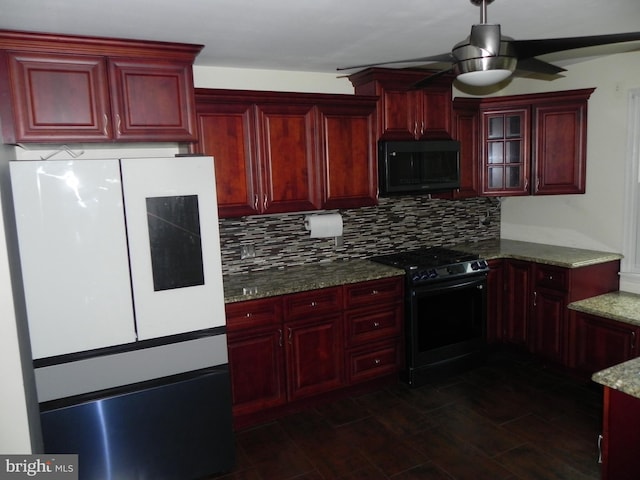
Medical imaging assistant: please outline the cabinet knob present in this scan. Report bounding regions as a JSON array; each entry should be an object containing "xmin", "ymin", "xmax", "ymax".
[
  {"xmin": 374, "ymin": 359, "xmax": 381, "ymax": 365},
  {"xmin": 373, "ymin": 321, "xmax": 380, "ymax": 328},
  {"xmin": 310, "ymin": 301, "xmax": 318, "ymax": 307},
  {"xmin": 371, "ymin": 289, "xmax": 379, "ymax": 295},
  {"xmin": 245, "ymin": 312, "xmax": 252, "ymax": 317}
]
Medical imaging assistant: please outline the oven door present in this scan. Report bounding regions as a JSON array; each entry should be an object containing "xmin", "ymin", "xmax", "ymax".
[{"xmin": 407, "ymin": 274, "xmax": 487, "ymax": 383}]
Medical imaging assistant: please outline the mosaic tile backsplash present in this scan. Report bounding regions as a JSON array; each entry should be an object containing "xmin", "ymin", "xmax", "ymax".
[{"xmin": 219, "ymin": 195, "xmax": 501, "ymax": 275}]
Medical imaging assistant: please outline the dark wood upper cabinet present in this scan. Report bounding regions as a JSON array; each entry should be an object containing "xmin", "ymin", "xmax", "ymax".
[
  {"xmin": 0, "ymin": 30, "xmax": 201, "ymax": 143},
  {"xmin": 348, "ymin": 68, "xmax": 454, "ymax": 140},
  {"xmin": 317, "ymin": 102, "xmax": 377, "ymax": 209},
  {"xmin": 193, "ymin": 89, "xmax": 377, "ymax": 218},
  {"xmin": 456, "ymin": 89, "xmax": 594, "ymax": 197},
  {"xmin": 451, "ymin": 100, "xmax": 481, "ymax": 198},
  {"xmin": 254, "ymin": 102, "xmax": 320, "ymax": 214}
]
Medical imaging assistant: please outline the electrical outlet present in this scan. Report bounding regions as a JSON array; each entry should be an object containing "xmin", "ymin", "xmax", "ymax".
[{"xmin": 240, "ymin": 244, "xmax": 256, "ymax": 259}]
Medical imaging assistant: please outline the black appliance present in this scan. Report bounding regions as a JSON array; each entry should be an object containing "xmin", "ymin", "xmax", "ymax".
[
  {"xmin": 370, "ymin": 246, "xmax": 489, "ymax": 386},
  {"xmin": 378, "ymin": 140, "xmax": 460, "ymax": 196}
]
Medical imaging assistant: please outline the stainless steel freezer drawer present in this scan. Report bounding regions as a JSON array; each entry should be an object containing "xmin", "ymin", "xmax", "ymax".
[{"xmin": 40, "ymin": 366, "xmax": 234, "ymax": 480}]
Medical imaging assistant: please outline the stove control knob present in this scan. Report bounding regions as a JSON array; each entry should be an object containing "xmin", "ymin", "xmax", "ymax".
[
  {"xmin": 478, "ymin": 260, "xmax": 488, "ymax": 270},
  {"xmin": 471, "ymin": 261, "xmax": 479, "ymax": 270},
  {"xmin": 428, "ymin": 269, "xmax": 438, "ymax": 278}
]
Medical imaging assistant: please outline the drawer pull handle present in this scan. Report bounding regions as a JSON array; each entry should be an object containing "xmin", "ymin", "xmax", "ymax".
[
  {"xmin": 548, "ymin": 275, "xmax": 554, "ymax": 280},
  {"xmin": 373, "ymin": 321, "xmax": 380, "ymax": 328},
  {"xmin": 371, "ymin": 289, "xmax": 379, "ymax": 295},
  {"xmin": 245, "ymin": 312, "xmax": 252, "ymax": 318},
  {"xmin": 597, "ymin": 434, "xmax": 603, "ymax": 464},
  {"xmin": 310, "ymin": 301, "xmax": 318, "ymax": 307},
  {"xmin": 374, "ymin": 359, "xmax": 381, "ymax": 365}
]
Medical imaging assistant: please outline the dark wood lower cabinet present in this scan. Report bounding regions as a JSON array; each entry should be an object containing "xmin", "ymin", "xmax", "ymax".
[
  {"xmin": 285, "ymin": 313, "xmax": 344, "ymax": 401},
  {"xmin": 570, "ymin": 311, "xmax": 640, "ymax": 373},
  {"xmin": 225, "ymin": 277, "xmax": 404, "ymax": 428},
  {"xmin": 494, "ymin": 259, "xmax": 620, "ymax": 368},
  {"xmin": 502, "ymin": 260, "xmax": 533, "ymax": 347},
  {"xmin": 601, "ymin": 386, "xmax": 640, "ymax": 480}
]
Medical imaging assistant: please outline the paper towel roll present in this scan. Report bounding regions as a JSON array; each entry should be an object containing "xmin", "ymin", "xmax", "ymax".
[{"xmin": 304, "ymin": 213, "xmax": 343, "ymax": 238}]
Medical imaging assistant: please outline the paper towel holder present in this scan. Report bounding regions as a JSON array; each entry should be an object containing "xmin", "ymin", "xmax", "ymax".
[{"xmin": 304, "ymin": 213, "xmax": 343, "ymax": 247}]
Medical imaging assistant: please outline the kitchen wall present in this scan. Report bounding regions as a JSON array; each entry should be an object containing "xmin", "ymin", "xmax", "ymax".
[{"xmin": 220, "ymin": 196, "xmax": 500, "ymax": 275}]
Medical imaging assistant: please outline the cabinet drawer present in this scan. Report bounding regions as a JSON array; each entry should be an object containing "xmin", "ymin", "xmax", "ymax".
[
  {"xmin": 344, "ymin": 277, "xmax": 404, "ymax": 308},
  {"xmin": 225, "ymin": 297, "xmax": 282, "ymax": 331},
  {"xmin": 346, "ymin": 341, "xmax": 401, "ymax": 383},
  {"xmin": 344, "ymin": 304, "xmax": 403, "ymax": 347},
  {"xmin": 283, "ymin": 287, "xmax": 343, "ymax": 320},
  {"xmin": 535, "ymin": 264, "xmax": 568, "ymax": 291}
]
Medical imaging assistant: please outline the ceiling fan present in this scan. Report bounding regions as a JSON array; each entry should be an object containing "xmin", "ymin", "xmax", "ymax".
[{"xmin": 337, "ymin": 0, "xmax": 640, "ymax": 88}]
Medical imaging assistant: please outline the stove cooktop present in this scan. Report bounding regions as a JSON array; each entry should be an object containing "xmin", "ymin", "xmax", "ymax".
[{"xmin": 369, "ymin": 246, "xmax": 488, "ymax": 285}]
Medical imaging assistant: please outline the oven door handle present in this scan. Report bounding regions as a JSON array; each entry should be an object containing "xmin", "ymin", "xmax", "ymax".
[{"xmin": 411, "ymin": 275, "xmax": 487, "ymax": 295}]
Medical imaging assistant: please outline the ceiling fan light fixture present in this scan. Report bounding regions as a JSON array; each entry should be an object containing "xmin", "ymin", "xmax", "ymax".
[
  {"xmin": 457, "ymin": 68, "xmax": 513, "ymax": 86},
  {"xmin": 454, "ymin": 56, "xmax": 517, "ymax": 86}
]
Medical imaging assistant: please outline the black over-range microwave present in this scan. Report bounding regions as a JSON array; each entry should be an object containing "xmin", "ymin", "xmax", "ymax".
[{"xmin": 378, "ymin": 140, "xmax": 460, "ymax": 196}]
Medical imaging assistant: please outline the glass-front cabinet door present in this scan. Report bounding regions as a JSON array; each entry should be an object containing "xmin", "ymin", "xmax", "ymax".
[{"xmin": 480, "ymin": 108, "xmax": 530, "ymax": 195}]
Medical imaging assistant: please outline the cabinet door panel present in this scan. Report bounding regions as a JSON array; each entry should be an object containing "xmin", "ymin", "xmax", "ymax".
[
  {"xmin": 486, "ymin": 259, "xmax": 504, "ymax": 344},
  {"xmin": 108, "ymin": 58, "xmax": 197, "ymax": 141},
  {"xmin": 225, "ymin": 297, "xmax": 281, "ymax": 331},
  {"xmin": 196, "ymin": 104, "xmax": 259, "ymax": 217},
  {"xmin": 451, "ymin": 105, "xmax": 480, "ymax": 198},
  {"xmin": 256, "ymin": 104, "xmax": 320, "ymax": 213},
  {"xmin": 347, "ymin": 341, "xmax": 401, "ymax": 384},
  {"xmin": 345, "ymin": 304, "xmax": 403, "ymax": 347},
  {"xmin": 283, "ymin": 287, "xmax": 342, "ymax": 321},
  {"xmin": 480, "ymin": 109, "xmax": 530, "ymax": 196},
  {"xmin": 227, "ymin": 328, "xmax": 286, "ymax": 415},
  {"xmin": 531, "ymin": 287, "xmax": 566, "ymax": 363},
  {"xmin": 380, "ymin": 89, "xmax": 415, "ymax": 139},
  {"xmin": 574, "ymin": 313, "xmax": 638, "ymax": 373},
  {"xmin": 286, "ymin": 314, "xmax": 344, "ymax": 400},
  {"xmin": 533, "ymin": 102, "xmax": 586, "ymax": 194},
  {"xmin": 417, "ymin": 88, "xmax": 452, "ymax": 139},
  {"xmin": 319, "ymin": 106, "xmax": 377, "ymax": 208},
  {"xmin": 344, "ymin": 277, "xmax": 404, "ymax": 308},
  {"xmin": 503, "ymin": 260, "xmax": 532, "ymax": 346},
  {"xmin": 6, "ymin": 52, "xmax": 111, "ymax": 142}
]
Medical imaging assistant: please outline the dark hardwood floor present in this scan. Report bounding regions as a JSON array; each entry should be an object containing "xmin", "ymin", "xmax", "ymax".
[{"xmin": 209, "ymin": 349, "xmax": 604, "ymax": 479}]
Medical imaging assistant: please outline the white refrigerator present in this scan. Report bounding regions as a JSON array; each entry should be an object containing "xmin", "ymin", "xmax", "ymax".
[{"xmin": 10, "ymin": 156, "xmax": 234, "ymax": 479}]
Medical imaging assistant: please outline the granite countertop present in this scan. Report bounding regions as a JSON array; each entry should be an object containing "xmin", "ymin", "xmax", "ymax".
[
  {"xmin": 568, "ymin": 291, "xmax": 640, "ymax": 326},
  {"xmin": 454, "ymin": 238, "xmax": 623, "ymax": 268},
  {"xmin": 223, "ymin": 259, "xmax": 404, "ymax": 303},
  {"xmin": 223, "ymin": 239, "xmax": 622, "ymax": 303},
  {"xmin": 592, "ymin": 357, "xmax": 640, "ymax": 399}
]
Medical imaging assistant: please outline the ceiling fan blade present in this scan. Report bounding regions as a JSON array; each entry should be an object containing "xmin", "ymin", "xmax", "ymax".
[
  {"xmin": 513, "ymin": 32, "xmax": 640, "ymax": 60},
  {"xmin": 515, "ymin": 57, "xmax": 566, "ymax": 75},
  {"xmin": 411, "ymin": 67, "xmax": 455, "ymax": 89},
  {"xmin": 337, "ymin": 53, "xmax": 452, "ymax": 71},
  {"xmin": 469, "ymin": 24, "xmax": 502, "ymax": 56}
]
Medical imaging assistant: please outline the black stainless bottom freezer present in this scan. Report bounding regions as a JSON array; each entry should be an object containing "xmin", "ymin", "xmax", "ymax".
[{"xmin": 40, "ymin": 366, "xmax": 234, "ymax": 480}]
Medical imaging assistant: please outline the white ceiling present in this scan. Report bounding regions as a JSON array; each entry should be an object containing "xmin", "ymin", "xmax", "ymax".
[{"xmin": 1, "ymin": 0, "xmax": 639, "ymax": 74}]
